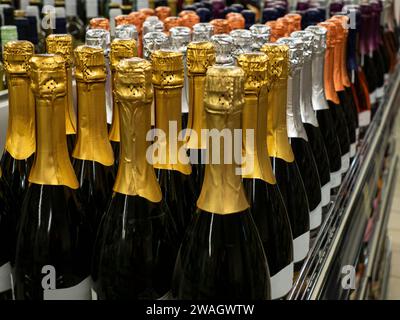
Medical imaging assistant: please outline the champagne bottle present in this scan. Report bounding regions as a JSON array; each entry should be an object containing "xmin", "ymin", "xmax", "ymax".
[
  {"xmin": 151, "ymin": 49, "xmax": 196, "ymax": 238},
  {"xmin": 93, "ymin": 57, "xmax": 179, "ymax": 299},
  {"xmin": 319, "ymin": 21, "xmax": 351, "ymax": 178},
  {"xmin": 186, "ymin": 41, "xmax": 215, "ymax": 197},
  {"xmin": 0, "ymin": 40, "xmax": 35, "ymax": 211},
  {"xmin": 109, "ymin": 38, "xmax": 137, "ymax": 167},
  {"xmin": 46, "ymin": 34, "xmax": 77, "ymax": 156},
  {"xmin": 306, "ymin": 25, "xmax": 343, "ymax": 195},
  {"xmin": 192, "ymin": 22, "xmax": 214, "ymax": 42},
  {"xmin": 261, "ymin": 43, "xmax": 310, "ymax": 266},
  {"xmin": 0, "ymin": 168, "xmax": 15, "ymax": 300},
  {"xmin": 172, "ymin": 65, "xmax": 271, "ymax": 300},
  {"xmin": 238, "ymin": 52, "xmax": 293, "ymax": 300},
  {"xmin": 15, "ymin": 54, "xmax": 93, "ymax": 300},
  {"xmin": 72, "ymin": 45, "xmax": 115, "ymax": 235},
  {"xmin": 282, "ymin": 33, "xmax": 323, "ymax": 230},
  {"xmin": 250, "ymin": 24, "xmax": 271, "ymax": 52}
]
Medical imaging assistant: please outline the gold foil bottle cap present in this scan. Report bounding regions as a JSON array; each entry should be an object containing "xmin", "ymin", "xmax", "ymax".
[
  {"xmin": 210, "ymin": 19, "xmax": 230, "ymax": 34},
  {"xmin": 187, "ymin": 41, "xmax": 216, "ymax": 75},
  {"xmin": 115, "ymin": 57, "xmax": 153, "ymax": 103},
  {"xmin": 74, "ymin": 45, "xmax": 106, "ymax": 82},
  {"xmin": 3, "ymin": 40, "xmax": 34, "ymax": 75},
  {"xmin": 155, "ymin": 6, "xmax": 171, "ymax": 21},
  {"xmin": 46, "ymin": 34, "xmax": 73, "ymax": 67},
  {"xmin": 151, "ymin": 49, "xmax": 184, "ymax": 88},
  {"xmin": 204, "ymin": 65, "xmax": 245, "ymax": 115},
  {"xmin": 14, "ymin": 10, "xmax": 25, "ymax": 18},
  {"xmin": 110, "ymin": 38, "xmax": 137, "ymax": 70},
  {"xmin": 29, "ymin": 54, "xmax": 67, "ymax": 99},
  {"xmin": 236, "ymin": 52, "xmax": 268, "ymax": 93},
  {"xmin": 90, "ymin": 17, "xmax": 110, "ymax": 31},
  {"xmin": 261, "ymin": 43, "xmax": 290, "ymax": 88}
]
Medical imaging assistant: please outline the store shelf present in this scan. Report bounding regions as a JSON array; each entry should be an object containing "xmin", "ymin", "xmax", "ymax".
[{"xmin": 288, "ymin": 68, "xmax": 400, "ymax": 300}]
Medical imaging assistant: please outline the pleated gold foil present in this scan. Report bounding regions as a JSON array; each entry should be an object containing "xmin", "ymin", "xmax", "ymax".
[
  {"xmin": 73, "ymin": 46, "xmax": 114, "ymax": 166},
  {"xmin": 261, "ymin": 43, "xmax": 295, "ymax": 163},
  {"xmin": 29, "ymin": 54, "xmax": 79, "ymax": 189},
  {"xmin": 113, "ymin": 58, "xmax": 162, "ymax": 202},
  {"xmin": 151, "ymin": 50, "xmax": 191, "ymax": 175},
  {"xmin": 3, "ymin": 40, "xmax": 35, "ymax": 160},
  {"xmin": 237, "ymin": 52, "xmax": 276, "ymax": 184},
  {"xmin": 186, "ymin": 41, "xmax": 216, "ymax": 150},
  {"xmin": 197, "ymin": 65, "xmax": 250, "ymax": 215},
  {"xmin": 109, "ymin": 38, "xmax": 138, "ymax": 143}
]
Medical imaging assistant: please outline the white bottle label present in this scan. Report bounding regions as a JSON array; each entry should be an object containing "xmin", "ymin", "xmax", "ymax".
[
  {"xmin": 0, "ymin": 262, "xmax": 12, "ymax": 293},
  {"xmin": 293, "ymin": 231, "xmax": 310, "ymax": 263},
  {"xmin": 310, "ymin": 202, "xmax": 322, "ymax": 230},
  {"xmin": 350, "ymin": 142, "xmax": 356, "ymax": 158},
  {"xmin": 341, "ymin": 153, "xmax": 350, "ymax": 174},
  {"xmin": 65, "ymin": 0, "xmax": 78, "ymax": 17},
  {"xmin": 137, "ymin": 0, "xmax": 150, "ymax": 10},
  {"xmin": 330, "ymin": 170, "xmax": 342, "ymax": 188},
  {"xmin": 376, "ymin": 86, "xmax": 385, "ymax": 99},
  {"xmin": 370, "ymin": 90, "xmax": 377, "ymax": 105},
  {"xmin": 43, "ymin": 276, "xmax": 92, "ymax": 300},
  {"xmin": 86, "ymin": 0, "xmax": 99, "ymax": 19},
  {"xmin": 270, "ymin": 263, "xmax": 293, "ymax": 300},
  {"xmin": 321, "ymin": 182, "xmax": 331, "ymax": 207},
  {"xmin": 358, "ymin": 110, "xmax": 371, "ymax": 127}
]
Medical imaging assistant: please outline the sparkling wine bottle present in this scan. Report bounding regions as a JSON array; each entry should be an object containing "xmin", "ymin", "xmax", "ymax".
[
  {"xmin": 15, "ymin": 54, "xmax": 93, "ymax": 300},
  {"xmin": 261, "ymin": 43, "xmax": 310, "ymax": 266},
  {"xmin": 172, "ymin": 64, "xmax": 271, "ymax": 300},
  {"xmin": 238, "ymin": 52, "xmax": 294, "ymax": 299},
  {"xmin": 93, "ymin": 57, "xmax": 179, "ymax": 299}
]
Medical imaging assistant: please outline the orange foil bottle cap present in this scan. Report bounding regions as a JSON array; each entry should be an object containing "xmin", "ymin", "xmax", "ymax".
[
  {"xmin": 179, "ymin": 10, "xmax": 196, "ymax": 17},
  {"xmin": 285, "ymin": 14, "xmax": 297, "ymax": 35},
  {"xmin": 139, "ymin": 8, "xmax": 155, "ymax": 18},
  {"xmin": 164, "ymin": 16, "xmax": 182, "ymax": 32},
  {"xmin": 115, "ymin": 15, "xmax": 133, "ymax": 26},
  {"xmin": 129, "ymin": 11, "xmax": 146, "ymax": 31},
  {"xmin": 210, "ymin": 19, "xmax": 230, "ymax": 34},
  {"xmin": 155, "ymin": 6, "xmax": 171, "ymax": 21},
  {"xmin": 277, "ymin": 17, "xmax": 290, "ymax": 37},
  {"xmin": 226, "ymin": 12, "xmax": 245, "ymax": 30},
  {"xmin": 90, "ymin": 17, "xmax": 110, "ymax": 31},
  {"xmin": 285, "ymin": 13, "xmax": 302, "ymax": 31},
  {"xmin": 181, "ymin": 12, "xmax": 200, "ymax": 29}
]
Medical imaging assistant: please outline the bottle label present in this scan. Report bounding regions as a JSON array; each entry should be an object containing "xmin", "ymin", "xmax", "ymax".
[
  {"xmin": 321, "ymin": 182, "xmax": 331, "ymax": 208},
  {"xmin": 270, "ymin": 263, "xmax": 294, "ymax": 300},
  {"xmin": 310, "ymin": 202, "xmax": 322, "ymax": 230},
  {"xmin": 86, "ymin": 0, "xmax": 99, "ymax": 18},
  {"xmin": 43, "ymin": 276, "xmax": 92, "ymax": 300},
  {"xmin": 341, "ymin": 153, "xmax": 350, "ymax": 174},
  {"xmin": 359, "ymin": 110, "xmax": 371, "ymax": 127},
  {"xmin": 350, "ymin": 142, "xmax": 356, "ymax": 158},
  {"xmin": 65, "ymin": 0, "xmax": 78, "ymax": 16},
  {"xmin": 376, "ymin": 86, "xmax": 385, "ymax": 99},
  {"xmin": 0, "ymin": 262, "xmax": 12, "ymax": 293},
  {"xmin": 137, "ymin": 0, "xmax": 150, "ymax": 10},
  {"xmin": 370, "ymin": 90, "xmax": 377, "ymax": 105},
  {"xmin": 293, "ymin": 231, "xmax": 310, "ymax": 263},
  {"xmin": 330, "ymin": 170, "xmax": 342, "ymax": 188}
]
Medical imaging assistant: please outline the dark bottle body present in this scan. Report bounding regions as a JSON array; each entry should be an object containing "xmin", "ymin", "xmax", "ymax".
[
  {"xmin": 93, "ymin": 193, "xmax": 179, "ymax": 299},
  {"xmin": 157, "ymin": 169, "xmax": 196, "ymax": 238},
  {"xmin": 72, "ymin": 159, "xmax": 115, "ymax": 233},
  {"xmin": 14, "ymin": 184, "xmax": 93, "ymax": 300},
  {"xmin": 337, "ymin": 90, "xmax": 357, "ymax": 156},
  {"xmin": 172, "ymin": 210, "xmax": 271, "ymax": 299}
]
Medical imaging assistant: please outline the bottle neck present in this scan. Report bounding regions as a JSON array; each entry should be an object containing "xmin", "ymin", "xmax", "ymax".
[
  {"xmin": 324, "ymin": 45, "xmax": 340, "ymax": 104},
  {"xmin": 65, "ymin": 66, "xmax": 77, "ymax": 135},
  {"xmin": 287, "ymin": 70, "xmax": 308, "ymax": 141},
  {"xmin": 300, "ymin": 58, "xmax": 319, "ymax": 127},
  {"xmin": 267, "ymin": 77, "xmax": 295, "ymax": 163},
  {"xmin": 5, "ymin": 72, "xmax": 36, "ymax": 160},
  {"xmin": 347, "ymin": 28, "xmax": 358, "ymax": 77},
  {"xmin": 197, "ymin": 110, "xmax": 249, "ymax": 214},
  {"xmin": 72, "ymin": 79, "xmax": 115, "ymax": 166},
  {"xmin": 332, "ymin": 41, "xmax": 345, "ymax": 92},
  {"xmin": 109, "ymin": 68, "xmax": 120, "ymax": 142},
  {"xmin": 113, "ymin": 98, "xmax": 162, "ymax": 202},
  {"xmin": 311, "ymin": 51, "xmax": 330, "ymax": 110},
  {"xmin": 29, "ymin": 95, "xmax": 78, "ymax": 189},
  {"xmin": 340, "ymin": 35, "xmax": 351, "ymax": 88},
  {"xmin": 242, "ymin": 85, "xmax": 276, "ymax": 184},
  {"xmin": 186, "ymin": 72, "xmax": 207, "ymax": 150},
  {"xmin": 153, "ymin": 85, "xmax": 192, "ymax": 175}
]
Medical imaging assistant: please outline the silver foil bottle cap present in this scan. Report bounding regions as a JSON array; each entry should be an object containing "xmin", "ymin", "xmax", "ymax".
[
  {"xmin": 250, "ymin": 24, "xmax": 271, "ymax": 51},
  {"xmin": 192, "ymin": 23, "xmax": 214, "ymax": 41},
  {"xmin": 143, "ymin": 31, "xmax": 169, "ymax": 60},
  {"xmin": 229, "ymin": 29, "xmax": 253, "ymax": 56},
  {"xmin": 277, "ymin": 37, "xmax": 304, "ymax": 75},
  {"xmin": 170, "ymin": 26, "xmax": 191, "ymax": 53},
  {"xmin": 211, "ymin": 34, "xmax": 234, "ymax": 66},
  {"xmin": 305, "ymin": 26, "xmax": 327, "ymax": 53},
  {"xmin": 291, "ymin": 30, "xmax": 314, "ymax": 61},
  {"xmin": 143, "ymin": 16, "xmax": 164, "ymax": 35},
  {"xmin": 86, "ymin": 29, "xmax": 110, "ymax": 51},
  {"xmin": 115, "ymin": 24, "xmax": 139, "ymax": 42}
]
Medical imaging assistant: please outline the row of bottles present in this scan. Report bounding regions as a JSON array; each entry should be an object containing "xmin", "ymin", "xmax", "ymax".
[{"xmin": 0, "ymin": 0, "xmax": 399, "ymax": 300}]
